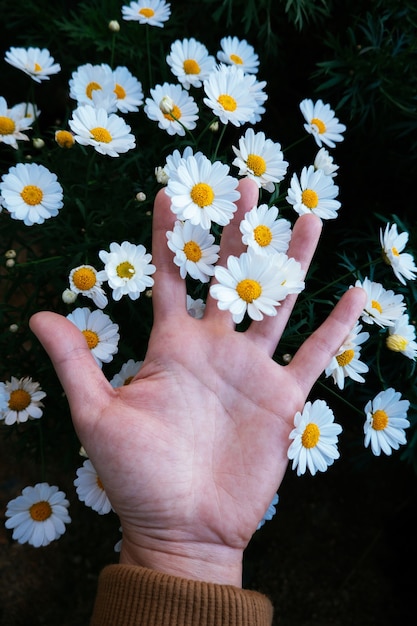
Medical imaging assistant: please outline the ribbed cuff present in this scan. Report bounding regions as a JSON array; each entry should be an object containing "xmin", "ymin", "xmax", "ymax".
[{"xmin": 90, "ymin": 564, "xmax": 273, "ymax": 626}]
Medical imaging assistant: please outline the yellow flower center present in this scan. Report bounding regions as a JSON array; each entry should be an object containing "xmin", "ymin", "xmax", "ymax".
[
  {"xmin": 86, "ymin": 81, "xmax": 102, "ymax": 99},
  {"xmin": 114, "ymin": 83, "xmax": 126, "ymax": 99},
  {"xmin": 55, "ymin": 130, "xmax": 74, "ymax": 148},
  {"xmin": 230, "ymin": 53, "xmax": 243, "ymax": 64},
  {"xmin": 236, "ymin": 278, "xmax": 262, "ymax": 303},
  {"xmin": 391, "ymin": 246, "xmax": 400, "ymax": 257},
  {"xmin": 217, "ymin": 94, "xmax": 237, "ymax": 111},
  {"xmin": 246, "ymin": 153, "xmax": 267, "ymax": 176},
  {"xmin": 183, "ymin": 59, "xmax": 201, "ymax": 74},
  {"xmin": 139, "ymin": 7, "xmax": 155, "ymax": 18},
  {"xmin": 301, "ymin": 423, "xmax": 320, "ymax": 448},
  {"xmin": 163, "ymin": 104, "xmax": 182, "ymax": 121},
  {"xmin": 82, "ymin": 329, "xmax": 99, "ymax": 350},
  {"xmin": 371, "ymin": 299, "xmax": 382, "ymax": 314},
  {"xmin": 0, "ymin": 116, "xmax": 16, "ymax": 135},
  {"xmin": 311, "ymin": 117, "xmax": 326, "ymax": 134},
  {"xmin": 386, "ymin": 334, "xmax": 408, "ymax": 352},
  {"xmin": 29, "ymin": 500, "xmax": 52, "ymax": 522},
  {"xmin": 72, "ymin": 267, "xmax": 97, "ymax": 291},
  {"xmin": 90, "ymin": 126, "xmax": 112, "ymax": 143},
  {"xmin": 253, "ymin": 225, "xmax": 272, "ymax": 247},
  {"xmin": 123, "ymin": 376, "xmax": 134, "ymax": 385},
  {"xmin": 301, "ymin": 189, "xmax": 319, "ymax": 209},
  {"xmin": 371, "ymin": 409, "xmax": 389, "ymax": 431},
  {"xmin": 190, "ymin": 182, "xmax": 215, "ymax": 208},
  {"xmin": 116, "ymin": 261, "xmax": 135, "ymax": 279},
  {"xmin": 8, "ymin": 389, "xmax": 31, "ymax": 411},
  {"xmin": 21, "ymin": 185, "xmax": 43, "ymax": 206},
  {"xmin": 184, "ymin": 240, "xmax": 202, "ymax": 262},
  {"xmin": 96, "ymin": 476, "xmax": 104, "ymax": 490},
  {"xmin": 34, "ymin": 62, "xmax": 42, "ymax": 72},
  {"xmin": 336, "ymin": 349, "xmax": 355, "ymax": 367}
]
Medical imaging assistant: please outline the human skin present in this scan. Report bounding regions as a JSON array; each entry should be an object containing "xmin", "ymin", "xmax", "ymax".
[{"xmin": 30, "ymin": 178, "xmax": 366, "ymax": 587}]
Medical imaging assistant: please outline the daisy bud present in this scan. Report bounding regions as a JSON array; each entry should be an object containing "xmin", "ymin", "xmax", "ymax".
[
  {"xmin": 62, "ymin": 288, "xmax": 78, "ymax": 304},
  {"xmin": 282, "ymin": 353, "xmax": 293, "ymax": 363},
  {"xmin": 6, "ymin": 258, "xmax": 15, "ymax": 268},
  {"xmin": 9, "ymin": 323, "xmax": 19, "ymax": 333},
  {"xmin": 108, "ymin": 19, "xmax": 120, "ymax": 32},
  {"xmin": 55, "ymin": 129, "xmax": 75, "ymax": 149},
  {"xmin": 5, "ymin": 249, "xmax": 17, "ymax": 259},
  {"xmin": 32, "ymin": 137, "xmax": 45, "ymax": 149},
  {"xmin": 155, "ymin": 166, "xmax": 169, "ymax": 185},
  {"xmin": 79, "ymin": 446, "xmax": 89, "ymax": 458},
  {"xmin": 209, "ymin": 120, "xmax": 219, "ymax": 132},
  {"xmin": 386, "ymin": 334, "xmax": 408, "ymax": 353},
  {"xmin": 159, "ymin": 95, "xmax": 175, "ymax": 115},
  {"xmin": 136, "ymin": 191, "xmax": 146, "ymax": 202}
]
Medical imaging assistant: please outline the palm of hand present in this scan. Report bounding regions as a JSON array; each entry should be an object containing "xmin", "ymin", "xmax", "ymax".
[{"xmin": 83, "ymin": 316, "xmax": 298, "ymax": 554}]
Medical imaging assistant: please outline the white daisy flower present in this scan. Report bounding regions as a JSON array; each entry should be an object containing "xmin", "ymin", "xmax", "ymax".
[
  {"xmin": 167, "ymin": 38, "xmax": 216, "ymax": 89},
  {"xmin": 244, "ymin": 71, "xmax": 268, "ymax": 124},
  {"xmin": 257, "ymin": 493, "xmax": 279, "ymax": 530},
  {"xmin": 380, "ymin": 222, "xmax": 417, "ymax": 285},
  {"xmin": 325, "ymin": 321, "xmax": 370, "ymax": 389},
  {"xmin": 166, "ymin": 153, "xmax": 240, "ymax": 230},
  {"xmin": 0, "ymin": 376, "xmax": 46, "ymax": 426},
  {"xmin": 239, "ymin": 204, "xmax": 292, "ymax": 256},
  {"xmin": 74, "ymin": 459, "xmax": 112, "ymax": 515},
  {"xmin": 109, "ymin": 359, "xmax": 143, "ymax": 387},
  {"xmin": 98, "ymin": 241, "xmax": 156, "ymax": 301},
  {"xmin": 210, "ymin": 249, "xmax": 304, "ymax": 324},
  {"xmin": 232, "ymin": 128, "xmax": 288, "ymax": 192},
  {"xmin": 163, "ymin": 146, "xmax": 204, "ymax": 180},
  {"xmin": 166, "ymin": 220, "xmax": 220, "ymax": 282},
  {"xmin": 0, "ymin": 96, "xmax": 32, "ymax": 149},
  {"xmin": 0, "ymin": 162, "xmax": 64, "ymax": 226},
  {"xmin": 203, "ymin": 64, "xmax": 263, "ymax": 127},
  {"xmin": 144, "ymin": 82, "xmax": 198, "ymax": 136},
  {"xmin": 186, "ymin": 295, "xmax": 206, "ymax": 319},
  {"xmin": 288, "ymin": 399, "xmax": 342, "ymax": 476},
  {"xmin": 386, "ymin": 314, "xmax": 417, "ymax": 360},
  {"xmin": 11, "ymin": 102, "xmax": 41, "ymax": 123},
  {"xmin": 122, "ymin": 0, "xmax": 171, "ymax": 27},
  {"xmin": 286, "ymin": 165, "xmax": 341, "ymax": 220},
  {"xmin": 5, "ymin": 46, "xmax": 61, "ymax": 83},
  {"xmin": 113, "ymin": 66, "xmax": 144, "ymax": 113},
  {"xmin": 364, "ymin": 388, "xmax": 410, "ymax": 456},
  {"xmin": 69, "ymin": 63, "xmax": 115, "ymax": 108},
  {"xmin": 313, "ymin": 147, "xmax": 339, "ymax": 178},
  {"xmin": 300, "ymin": 98, "xmax": 346, "ymax": 148},
  {"xmin": 69, "ymin": 265, "xmax": 108, "ymax": 309},
  {"xmin": 68, "ymin": 105, "xmax": 136, "ymax": 157},
  {"xmin": 5, "ymin": 482, "xmax": 70, "ymax": 547},
  {"xmin": 354, "ymin": 277, "xmax": 406, "ymax": 327},
  {"xmin": 66, "ymin": 307, "xmax": 120, "ymax": 368},
  {"xmin": 217, "ymin": 36, "xmax": 259, "ymax": 74}
]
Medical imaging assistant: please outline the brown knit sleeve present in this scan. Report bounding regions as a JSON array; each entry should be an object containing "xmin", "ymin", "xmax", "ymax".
[{"xmin": 89, "ymin": 564, "xmax": 274, "ymax": 626}]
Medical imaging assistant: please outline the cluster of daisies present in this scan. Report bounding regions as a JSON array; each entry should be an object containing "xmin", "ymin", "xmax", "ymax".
[{"xmin": 1, "ymin": 0, "xmax": 416, "ymax": 548}]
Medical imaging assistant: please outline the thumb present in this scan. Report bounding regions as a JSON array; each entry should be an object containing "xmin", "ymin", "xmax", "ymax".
[{"xmin": 30, "ymin": 311, "xmax": 111, "ymax": 421}]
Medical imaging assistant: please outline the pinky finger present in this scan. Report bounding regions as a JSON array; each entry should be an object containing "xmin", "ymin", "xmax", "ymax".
[{"xmin": 287, "ymin": 286, "xmax": 367, "ymax": 397}]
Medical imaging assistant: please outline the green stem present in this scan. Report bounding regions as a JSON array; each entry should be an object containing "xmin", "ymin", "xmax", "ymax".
[
  {"xmin": 306, "ymin": 258, "xmax": 375, "ymax": 301},
  {"xmin": 316, "ymin": 379, "xmax": 365, "ymax": 417},
  {"xmin": 212, "ymin": 122, "xmax": 227, "ymax": 161}
]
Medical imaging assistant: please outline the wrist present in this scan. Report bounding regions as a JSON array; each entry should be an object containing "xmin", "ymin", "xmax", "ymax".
[{"xmin": 119, "ymin": 535, "xmax": 244, "ymax": 587}]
